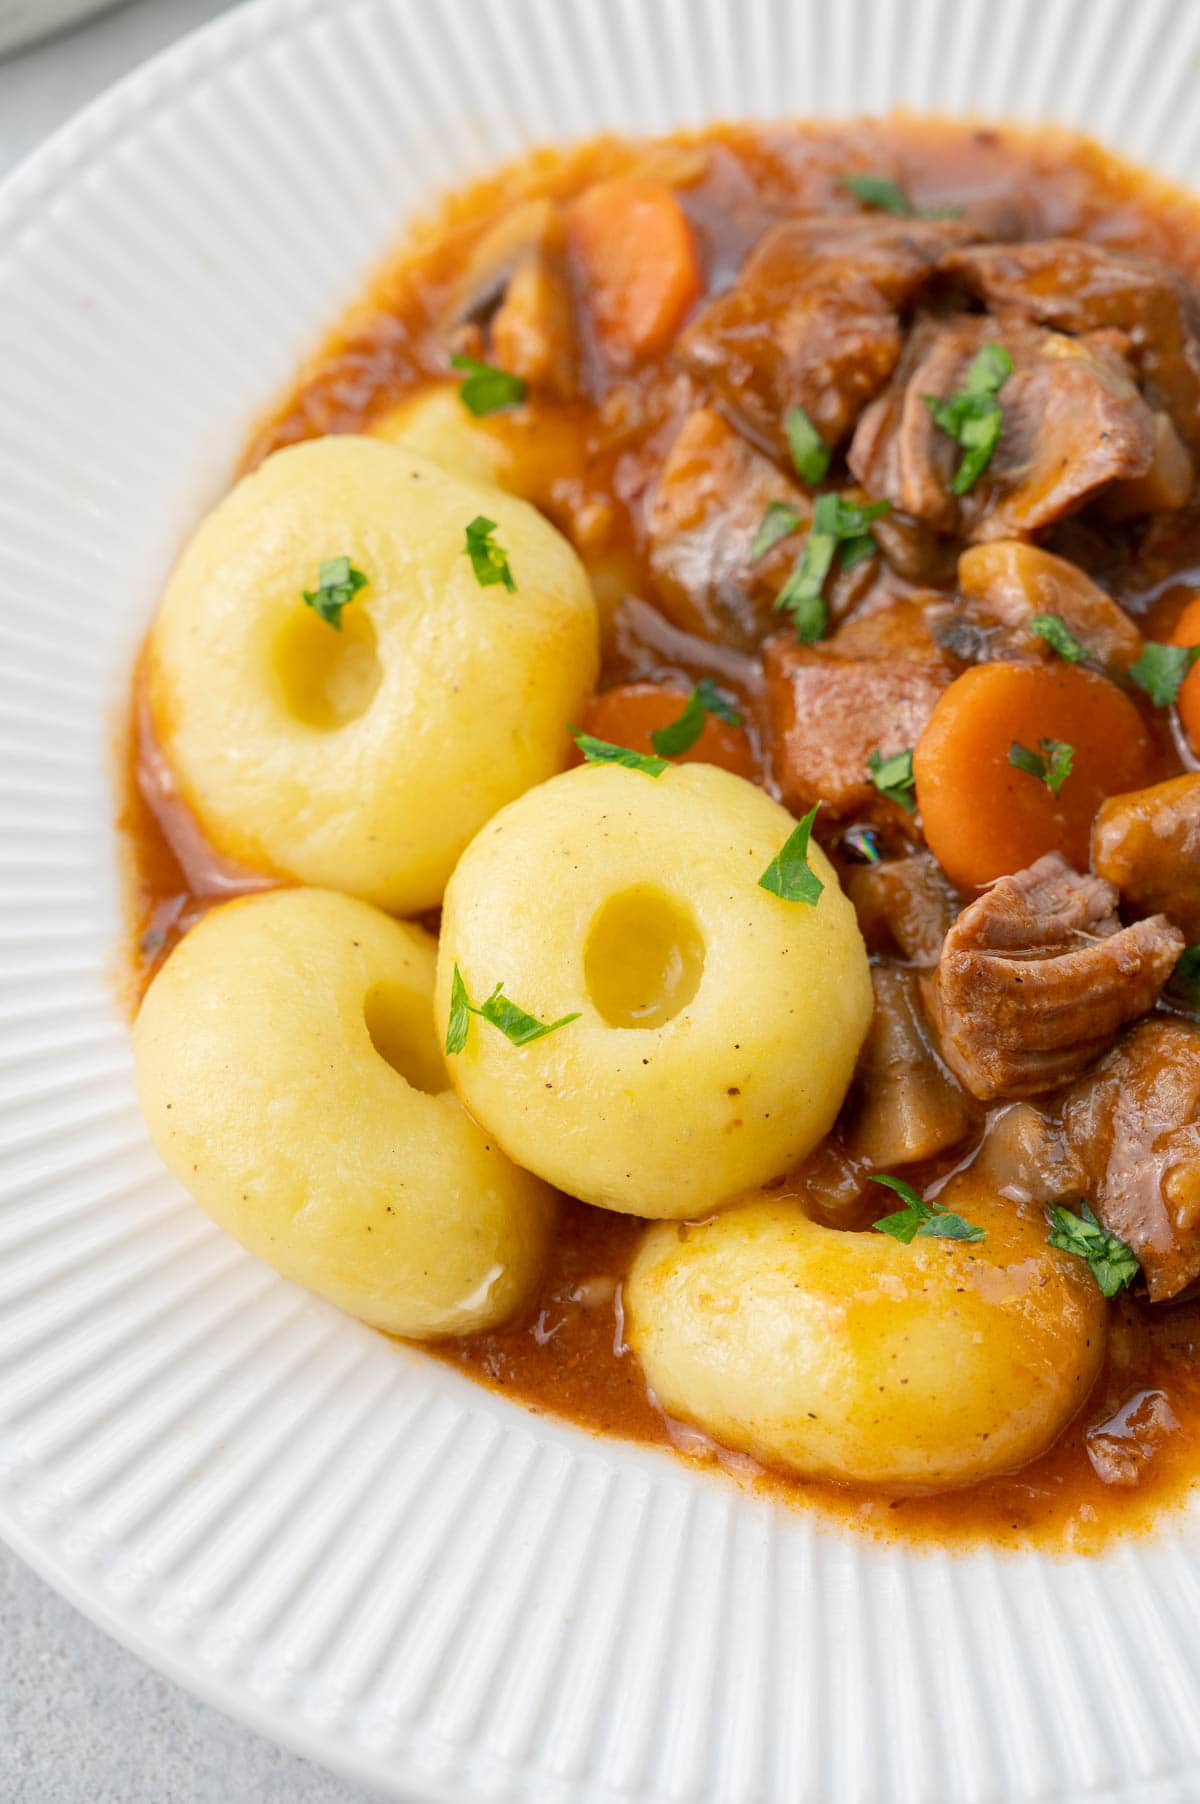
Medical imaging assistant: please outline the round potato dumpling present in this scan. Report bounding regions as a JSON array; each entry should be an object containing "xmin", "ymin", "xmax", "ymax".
[
  {"xmin": 371, "ymin": 383, "xmax": 514, "ymax": 488},
  {"xmin": 435, "ymin": 762, "xmax": 874, "ymax": 1218},
  {"xmin": 626, "ymin": 1175, "xmax": 1107, "ymax": 1490},
  {"xmin": 147, "ymin": 435, "xmax": 598, "ymax": 913},
  {"xmin": 134, "ymin": 887, "xmax": 555, "ymax": 1339}
]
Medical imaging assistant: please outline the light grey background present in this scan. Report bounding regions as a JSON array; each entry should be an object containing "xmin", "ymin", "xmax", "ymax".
[{"xmin": 0, "ymin": 2, "xmax": 373, "ymax": 1798}]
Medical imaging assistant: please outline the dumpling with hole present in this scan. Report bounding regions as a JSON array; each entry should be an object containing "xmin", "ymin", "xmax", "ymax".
[
  {"xmin": 146, "ymin": 435, "xmax": 598, "ymax": 913},
  {"xmin": 134, "ymin": 886, "xmax": 556, "ymax": 1337},
  {"xmin": 435, "ymin": 761, "xmax": 874, "ymax": 1217}
]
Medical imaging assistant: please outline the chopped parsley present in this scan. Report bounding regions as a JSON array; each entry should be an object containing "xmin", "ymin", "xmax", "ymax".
[
  {"xmin": 463, "ymin": 515, "xmax": 516, "ymax": 591},
  {"xmin": 785, "ymin": 406, "xmax": 832, "ymax": 486},
  {"xmin": 1028, "ymin": 613, "xmax": 1087, "ymax": 664},
  {"xmin": 450, "ymin": 353, "xmax": 527, "ymax": 416},
  {"xmin": 758, "ymin": 804, "xmax": 824, "ymax": 906},
  {"xmin": 1129, "ymin": 641, "xmax": 1200, "ymax": 707},
  {"xmin": 871, "ymin": 1174, "xmax": 986, "ymax": 1244},
  {"xmin": 301, "ymin": 555, "xmax": 368, "ymax": 629},
  {"xmin": 924, "ymin": 341, "xmax": 1013, "ymax": 495},
  {"xmin": 445, "ymin": 964, "xmax": 580, "ymax": 1056},
  {"xmin": 650, "ymin": 679, "xmax": 743, "ymax": 757},
  {"xmin": 775, "ymin": 492, "xmax": 890, "ymax": 643},
  {"xmin": 1009, "ymin": 737, "xmax": 1074, "ymax": 798},
  {"xmin": 866, "ymin": 747, "xmax": 916, "ymax": 814},
  {"xmin": 841, "ymin": 172, "xmax": 963, "ymax": 218},
  {"xmin": 1164, "ymin": 944, "xmax": 1200, "ymax": 1019},
  {"xmin": 1046, "ymin": 1201, "xmax": 1139, "ymax": 1298},
  {"xmin": 749, "ymin": 500, "xmax": 804, "ymax": 563},
  {"xmin": 572, "ymin": 730, "xmax": 668, "ymax": 777}
]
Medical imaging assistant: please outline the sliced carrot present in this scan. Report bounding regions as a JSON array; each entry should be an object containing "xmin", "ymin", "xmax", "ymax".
[
  {"xmin": 913, "ymin": 662, "xmax": 1155, "ymax": 889},
  {"xmin": 1170, "ymin": 595, "xmax": 1200, "ymax": 758},
  {"xmin": 574, "ymin": 682, "xmax": 758, "ymax": 780},
  {"xmin": 568, "ymin": 177, "xmax": 702, "ymax": 365}
]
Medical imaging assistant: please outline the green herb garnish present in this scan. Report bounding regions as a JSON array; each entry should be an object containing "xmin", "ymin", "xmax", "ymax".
[
  {"xmin": 867, "ymin": 747, "xmax": 916, "ymax": 814},
  {"xmin": 445, "ymin": 963, "xmax": 579, "ymax": 1056},
  {"xmin": 650, "ymin": 679, "xmax": 743, "ymax": 757},
  {"xmin": 1129, "ymin": 641, "xmax": 1200, "ymax": 707},
  {"xmin": 450, "ymin": 353, "xmax": 527, "ymax": 416},
  {"xmin": 301, "ymin": 555, "xmax": 368, "ymax": 629},
  {"xmin": 1029, "ymin": 613, "xmax": 1087, "ymax": 664},
  {"xmin": 871, "ymin": 1174, "xmax": 986, "ymax": 1244},
  {"xmin": 758, "ymin": 803, "xmax": 824, "ymax": 906},
  {"xmin": 924, "ymin": 341, "xmax": 1014, "ymax": 496},
  {"xmin": 785, "ymin": 406, "xmax": 831, "ymax": 486},
  {"xmin": 1008, "ymin": 737, "xmax": 1074, "ymax": 797},
  {"xmin": 841, "ymin": 173, "xmax": 962, "ymax": 219},
  {"xmin": 775, "ymin": 492, "xmax": 890, "ymax": 643},
  {"xmin": 463, "ymin": 515, "xmax": 516, "ymax": 591},
  {"xmin": 572, "ymin": 731, "xmax": 668, "ymax": 777},
  {"xmin": 1046, "ymin": 1201, "xmax": 1139, "ymax": 1298},
  {"xmin": 748, "ymin": 500, "xmax": 804, "ymax": 563},
  {"xmin": 1164, "ymin": 944, "xmax": 1200, "ymax": 1019}
]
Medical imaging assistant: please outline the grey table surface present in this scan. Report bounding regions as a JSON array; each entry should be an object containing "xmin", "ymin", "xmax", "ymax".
[{"xmin": 0, "ymin": 3, "xmax": 374, "ymax": 1799}]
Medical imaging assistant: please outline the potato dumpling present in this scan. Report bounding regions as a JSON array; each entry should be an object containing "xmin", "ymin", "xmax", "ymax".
[
  {"xmin": 436, "ymin": 762, "xmax": 874, "ymax": 1217},
  {"xmin": 134, "ymin": 887, "xmax": 555, "ymax": 1338},
  {"xmin": 371, "ymin": 383, "xmax": 514, "ymax": 487},
  {"xmin": 626, "ymin": 1174, "xmax": 1107, "ymax": 1490},
  {"xmin": 147, "ymin": 436, "xmax": 598, "ymax": 913}
]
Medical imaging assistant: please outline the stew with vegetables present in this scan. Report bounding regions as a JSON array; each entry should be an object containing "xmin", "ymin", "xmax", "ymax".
[{"xmin": 121, "ymin": 116, "xmax": 1200, "ymax": 1551}]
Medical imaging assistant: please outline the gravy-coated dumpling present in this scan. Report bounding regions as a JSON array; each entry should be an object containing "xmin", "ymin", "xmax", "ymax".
[
  {"xmin": 147, "ymin": 436, "xmax": 598, "ymax": 912},
  {"xmin": 626, "ymin": 1175, "xmax": 1106, "ymax": 1489},
  {"xmin": 436, "ymin": 762, "xmax": 874, "ymax": 1217},
  {"xmin": 134, "ymin": 888, "xmax": 555, "ymax": 1338}
]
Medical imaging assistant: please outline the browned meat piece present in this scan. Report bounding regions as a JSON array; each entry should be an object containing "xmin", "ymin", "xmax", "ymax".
[
  {"xmin": 844, "ymin": 850, "xmax": 961, "ymax": 966},
  {"xmin": 763, "ymin": 636, "xmax": 948, "ymax": 821},
  {"xmin": 943, "ymin": 237, "xmax": 1200, "ymax": 453},
  {"xmin": 1061, "ymin": 1021, "xmax": 1200, "ymax": 1301},
  {"xmin": 676, "ymin": 214, "xmax": 975, "ymax": 455},
  {"xmin": 643, "ymin": 407, "xmax": 811, "ymax": 648},
  {"xmin": 956, "ymin": 541, "xmax": 1144, "ymax": 676},
  {"xmin": 921, "ymin": 853, "xmax": 1183, "ymax": 1100},
  {"xmin": 844, "ymin": 965, "xmax": 971, "ymax": 1168},
  {"xmin": 1097, "ymin": 412, "xmax": 1194, "ymax": 522},
  {"xmin": 825, "ymin": 595, "xmax": 952, "ymax": 665},
  {"xmin": 1093, "ymin": 774, "xmax": 1200, "ymax": 941},
  {"xmin": 848, "ymin": 315, "xmax": 1156, "ymax": 541}
]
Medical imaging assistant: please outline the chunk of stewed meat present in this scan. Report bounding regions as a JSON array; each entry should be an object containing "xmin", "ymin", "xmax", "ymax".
[
  {"xmin": 763, "ymin": 637, "xmax": 948, "ymax": 821},
  {"xmin": 843, "ymin": 965, "xmax": 972, "ymax": 1168},
  {"xmin": 921, "ymin": 853, "xmax": 1184, "ymax": 1100},
  {"xmin": 644, "ymin": 407, "xmax": 810, "ymax": 648},
  {"xmin": 1061, "ymin": 1021, "xmax": 1200, "ymax": 1302},
  {"xmin": 943, "ymin": 237, "xmax": 1200, "ymax": 454},
  {"xmin": 1092, "ymin": 774, "xmax": 1200, "ymax": 942},
  {"xmin": 956, "ymin": 541, "xmax": 1144, "ymax": 676},
  {"xmin": 844, "ymin": 851, "xmax": 961, "ymax": 966},
  {"xmin": 848, "ymin": 315, "xmax": 1156, "ymax": 540},
  {"xmin": 676, "ymin": 214, "xmax": 977, "ymax": 455}
]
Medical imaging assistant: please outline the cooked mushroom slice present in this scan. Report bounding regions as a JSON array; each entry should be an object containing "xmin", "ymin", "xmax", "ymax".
[
  {"xmin": 921, "ymin": 853, "xmax": 1184, "ymax": 1101},
  {"xmin": 844, "ymin": 850, "xmax": 961, "ymax": 966},
  {"xmin": 447, "ymin": 198, "xmax": 576, "ymax": 398},
  {"xmin": 844, "ymin": 965, "xmax": 972, "ymax": 1168},
  {"xmin": 956, "ymin": 541, "xmax": 1144, "ymax": 676},
  {"xmin": 1093, "ymin": 773, "xmax": 1200, "ymax": 942}
]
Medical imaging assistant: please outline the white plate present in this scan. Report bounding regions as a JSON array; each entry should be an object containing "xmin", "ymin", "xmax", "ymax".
[{"xmin": 3, "ymin": 1, "xmax": 1200, "ymax": 1799}]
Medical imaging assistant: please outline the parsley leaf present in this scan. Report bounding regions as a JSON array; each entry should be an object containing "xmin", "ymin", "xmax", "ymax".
[
  {"xmin": 749, "ymin": 500, "xmax": 804, "ymax": 563},
  {"xmin": 650, "ymin": 679, "xmax": 743, "ymax": 757},
  {"xmin": 1029, "ymin": 613, "xmax": 1087, "ymax": 664},
  {"xmin": 445, "ymin": 964, "xmax": 580, "ymax": 1055},
  {"xmin": 785, "ymin": 406, "xmax": 831, "ymax": 486},
  {"xmin": 1046, "ymin": 1201, "xmax": 1139, "ymax": 1298},
  {"xmin": 450, "ymin": 353, "xmax": 527, "ymax": 416},
  {"xmin": 871, "ymin": 1174, "xmax": 987, "ymax": 1244},
  {"xmin": 301, "ymin": 555, "xmax": 368, "ymax": 630},
  {"xmin": 1129, "ymin": 641, "xmax": 1200, "ymax": 707},
  {"xmin": 758, "ymin": 803, "xmax": 824, "ymax": 906},
  {"xmin": 923, "ymin": 341, "xmax": 1013, "ymax": 495},
  {"xmin": 841, "ymin": 173, "xmax": 962, "ymax": 219},
  {"xmin": 1009, "ymin": 737, "xmax": 1074, "ymax": 797},
  {"xmin": 775, "ymin": 492, "xmax": 890, "ymax": 643},
  {"xmin": 867, "ymin": 747, "xmax": 916, "ymax": 813},
  {"xmin": 572, "ymin": 730, "xmax": 668, "ymax": 777},
  {"xmin": 1164, "ymin": 944, "xmax": 1200, "ymax": 1019},
  {"xmin": 463, "ymin": 515, "xmax": 516, "ymax": 591}
]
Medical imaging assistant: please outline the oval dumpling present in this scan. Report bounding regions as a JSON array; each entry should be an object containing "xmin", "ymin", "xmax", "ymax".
[
  {"xmin": 435, "ymin": 761, "xmax": 874, "ymax": 1218},
  {"xmin": 625, "ymin": 1174, "xmax": 1107, "ymax": 1490},
  {"xmin": 147, "ymin": 435, "xmax": 598, "ymax": 912},
  {"xmin": 134, "ymin": 887, "xmax": 556, "ymax": 1338}
]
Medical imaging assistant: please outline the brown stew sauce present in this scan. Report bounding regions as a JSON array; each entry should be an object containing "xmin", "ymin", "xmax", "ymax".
[{"xmin": 119, "ymin": 117, "xmax": 1200, "ymax": 1551}]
